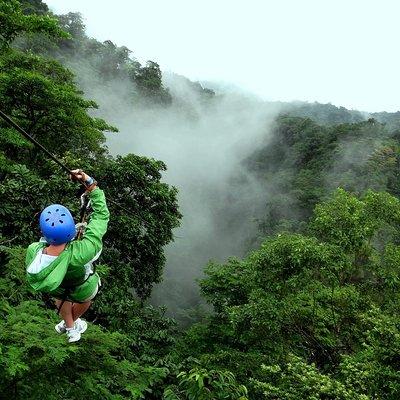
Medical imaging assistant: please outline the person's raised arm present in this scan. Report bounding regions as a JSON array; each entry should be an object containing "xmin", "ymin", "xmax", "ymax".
[{"xmin": 69, "ymin": 169, "xmax": 110, "ymax": 266}]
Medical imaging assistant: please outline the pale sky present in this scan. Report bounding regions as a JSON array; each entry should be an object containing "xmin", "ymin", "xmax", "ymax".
[{"xmin": 46, "ymin": 0, "xmax": 399, "ymax": 112}]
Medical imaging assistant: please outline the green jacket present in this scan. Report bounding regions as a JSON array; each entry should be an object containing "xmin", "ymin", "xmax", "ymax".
[{"xmin": 26, "ymin": 188, "xmax": 110, "ymax": 302}]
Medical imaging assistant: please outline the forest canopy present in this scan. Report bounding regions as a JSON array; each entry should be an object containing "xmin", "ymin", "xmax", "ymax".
[{"xmin": 1, "ymin": 0, "xmax": 400, "ymax": 399}]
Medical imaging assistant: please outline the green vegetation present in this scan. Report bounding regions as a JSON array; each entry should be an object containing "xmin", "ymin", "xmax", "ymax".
[
  {"xmin": 186, "ymin": 189, "xmax": 400, "ymax": 398},
  {"xmin": 2, "ymin": 0, "xmax": 400, "ymax": 399},
  {"xmin": 0, "ymin": 1, "xmax": 182, "ymax": 397},
  {"xmin": 248, "ymin": 115, "xmax": 400, "ymax": 235}
]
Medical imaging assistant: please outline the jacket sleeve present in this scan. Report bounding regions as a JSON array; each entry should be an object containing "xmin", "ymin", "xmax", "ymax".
[{"xmin": 69, "ymin": 187, "xmax": 110, "ymax": 266}]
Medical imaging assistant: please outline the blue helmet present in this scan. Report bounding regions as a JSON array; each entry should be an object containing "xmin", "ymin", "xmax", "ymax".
[{"xmin": 39, "ymin": 204, "xmax": 76, "ymax": 245}]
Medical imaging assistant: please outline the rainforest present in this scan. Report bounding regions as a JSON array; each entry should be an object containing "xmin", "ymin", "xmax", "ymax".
[{"xmin": 1, "ymin": 1, "xmax": 400, "ymax": 399}]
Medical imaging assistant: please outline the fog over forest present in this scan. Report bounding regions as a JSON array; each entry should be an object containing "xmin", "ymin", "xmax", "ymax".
[
  {"xmin": 70, "ymin": 66, "xmax": 282, "ymax": 316},
  {"xmin": 66, "ymin": 55, "xmax": 394, "ymax": 318}
]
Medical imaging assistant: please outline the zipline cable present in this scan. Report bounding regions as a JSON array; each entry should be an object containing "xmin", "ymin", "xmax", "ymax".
[
  {"xmin": 0, "ymin": 109, "xmax": 73, "ymax": 175},
  {"xmin": 0, "ymin": 109, "xmax": 136, "ymax": 216}
]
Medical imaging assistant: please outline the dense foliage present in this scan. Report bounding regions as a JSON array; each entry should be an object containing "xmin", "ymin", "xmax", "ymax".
[
  {"xmin": 247, "ymin": 115, "xmax": 400, "ymax": 235},
  {"xmin": 2, "ymin": 0, "xmax": 400, "ymax": 399},
  {"xmin": 180, "ymin": 189, "xmax": 400, "ymax": 398},
  {"xmin": 0, "ymin": 1, "xmax": 183, "ymax": 398}
]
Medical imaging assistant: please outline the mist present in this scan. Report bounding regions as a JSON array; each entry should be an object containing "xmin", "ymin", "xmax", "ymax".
[
  {"xmin": 324, "ymin": 121, "xmax": 390, "ymax": 194},
  {"xmin": 69, "ymin": 66, "xmax": 281, "ymax": 318}
]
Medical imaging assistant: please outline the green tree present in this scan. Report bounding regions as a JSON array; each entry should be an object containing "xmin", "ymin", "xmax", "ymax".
[
  {"xmin": 164, "ymin": 368, "xmax": 248, "ymax": 400},
  {"xmin": 179, "ymin": 189, "xmax": 400, "ymax": 398},
  {"xmin": 251, "ymin": 355, "xmax": 368, "ymax": 400},
  {"xmin": 0, "ymin": 51, "xmax": 115, "ymax": 160},
  {"xmin": 19, "ymin": 0, "xmax": 49, "ymax": 15},
  {"xmin": 0, "ymin": 0, "xmax": 66, "ymax": 50},
  {"xmin": 131, "ymin": 61, "xmax": 172, "ymax": 105},
  {"xmin": 0, "ymin": 2, "xmax": 187, "ymax": 398}
]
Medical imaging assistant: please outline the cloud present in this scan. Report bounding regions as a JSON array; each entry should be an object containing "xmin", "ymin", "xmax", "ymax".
[{"xmin": 70, "ymin": 67, "xmax": 281, "ymax": 318}]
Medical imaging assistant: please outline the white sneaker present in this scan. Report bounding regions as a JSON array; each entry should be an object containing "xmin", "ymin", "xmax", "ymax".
[
  {"xmin": 55, "ymin": 320, "xmax": 66, "ymax": 334},
  {"xmin": 66, "ymin": 327, "xmax": 81, "ymax": 343},
  {"xmin": 66, "ymin": 319, "xmax": 87, "ymax": 343},
  {"xmin": 55, "ymin": 318, "xmax": 85, "ymax": 334},
  {"xmin": 75, "ymin": 319, "xmax": 88, "ymax": 334}
]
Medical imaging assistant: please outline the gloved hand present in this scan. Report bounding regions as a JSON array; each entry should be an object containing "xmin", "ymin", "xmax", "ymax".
[{"xmin": 75, "ymin": 222, "xmax": 88, "ymax": 235}]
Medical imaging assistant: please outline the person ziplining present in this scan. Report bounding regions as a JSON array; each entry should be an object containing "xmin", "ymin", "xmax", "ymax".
[
  {"xmin": 0, "ymin": 110, "xmax": 117, "ymax": 343},
  {"xmin": 25, "ymin": 169, "xmax": 110, "ymax": 342}
]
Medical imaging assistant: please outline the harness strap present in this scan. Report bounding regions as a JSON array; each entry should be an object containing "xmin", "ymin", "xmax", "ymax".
[{"xmin": 56, "ymin": 288, "xmax": 72, "ymax": 315}]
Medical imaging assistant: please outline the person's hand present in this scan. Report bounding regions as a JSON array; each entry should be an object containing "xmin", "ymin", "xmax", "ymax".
[
  {"xmin": 70, "ymin": 169, "xmax": 97, "ymax": 191},
  {"xmin": 70, "ymin": 169, "xmax": 89, "ymax": 182}
]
